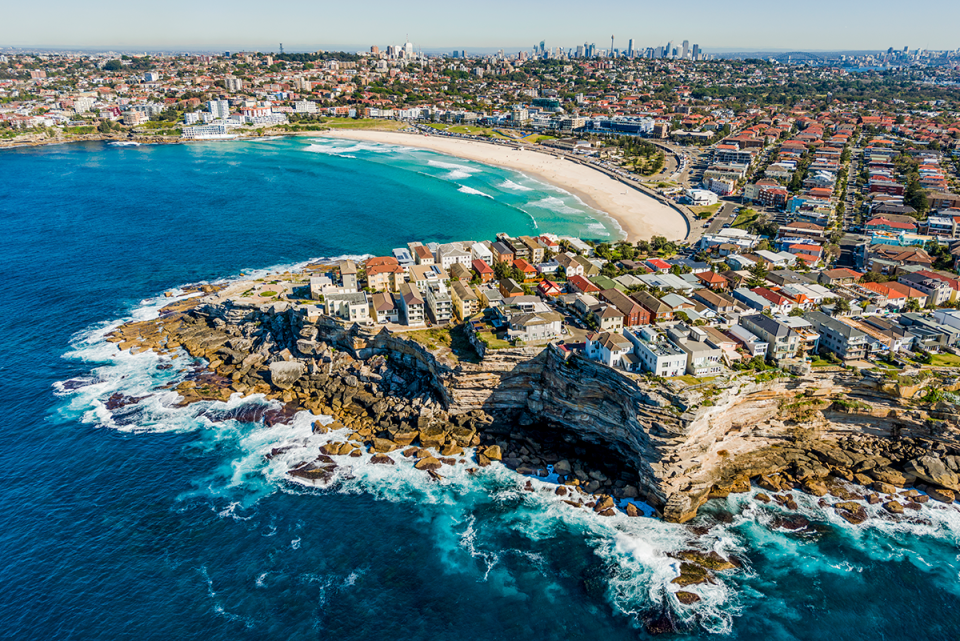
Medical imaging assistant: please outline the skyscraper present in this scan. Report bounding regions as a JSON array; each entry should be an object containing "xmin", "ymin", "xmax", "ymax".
[
  {"xmin": 682, "ymin": 40, "xmax": 690, "ymax": 59},
  {"xmin": 627, "ymin": 39, "xmax": 634, "ymax": 57},
  {"xmin": 664, "ymin": 42, "xmax": 673, "ymax": 59},
  {"xmin": 692, "ymin": 44, "xmax": 701, "ymax": 60}
]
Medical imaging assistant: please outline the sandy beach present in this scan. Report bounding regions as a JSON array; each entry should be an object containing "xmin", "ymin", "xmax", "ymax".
[{"xmin": 318, "ymin": 129, "xmax": 689, "ymax": 242}]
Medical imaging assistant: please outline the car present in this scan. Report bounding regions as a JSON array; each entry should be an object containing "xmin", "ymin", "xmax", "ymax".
[{"xmin": 722, "ymin": 223, "xmax": 731, "ymax": 229}]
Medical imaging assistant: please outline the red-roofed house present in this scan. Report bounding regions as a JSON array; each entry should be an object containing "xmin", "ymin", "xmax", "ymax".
[
  {"xmin": 512, "ymin": 258, "xmax": 538, "ymax": 281},
  {"xmin": 568, "ymin": 275, "xmax": 601, "ymax": 295},
  {"xmin": 472, "ymin": 259, "xmax": 494, "ymax": 283},
  {"xmin": 865, "ymin": 217, "xmax": 918, "ymax": 233},
  {"xmin": 695, "ymin": 271, "xmax": 729, "ymax": 290},
  {"xmin": 750, "ymin": 287, "xmax": 796, "ymax": 314},
  {"xmin": 537, "ymin": 280, "xmax": 563, "ymax": 297},
  {"xmin": 645, "ymin": 258, "xmax": 671, "ymax": 273}
]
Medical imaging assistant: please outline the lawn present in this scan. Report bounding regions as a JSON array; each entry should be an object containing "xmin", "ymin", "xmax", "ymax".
[
  {"xmin": 321, "ymin": 118, "xmax": 405, "ymax": 131},
  {"xmin": 810, "ymin": 357, "xmax": 834, "ymax": 368},
  {"xmin": 731, "ymin": 209, "xmax": 761, "ymax": 230},
  {"xmin": 691, "ymin": 203, "xmax": 721, "ymax": 219},
  {"xmin": 426, "ymin": 124, "xmax": 512, "ymax": 139},
  {"xmin": 928, "ymin": 353, "xmax": 960, "ymax": 367},
  {"xmin": 476, "ymin": 331, "xmax": 512, "ymax": 350}
]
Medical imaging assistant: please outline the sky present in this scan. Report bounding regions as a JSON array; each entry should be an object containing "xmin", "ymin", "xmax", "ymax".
[{"xmin": 3, "ymin": 0, "xmax": 959, "ymax": 53}]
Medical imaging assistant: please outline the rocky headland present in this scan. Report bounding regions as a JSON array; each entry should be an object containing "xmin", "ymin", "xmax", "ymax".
[{"xmin": 106, "ymin": 275, "xmax": 960, "ymax": 533}]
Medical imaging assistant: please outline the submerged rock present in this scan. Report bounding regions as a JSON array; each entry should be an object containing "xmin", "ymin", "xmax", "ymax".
[{"xmin": 675, "ymin": 591, "xmax": 701, "ymax": 605}]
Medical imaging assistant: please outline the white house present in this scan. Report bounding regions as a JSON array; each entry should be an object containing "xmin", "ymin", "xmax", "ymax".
[
  {"xmin": 625, "ymin": 327, "xmax": 688, "ymax": 377},
  {"xmin": 324, "ymin": 292, "xmax": 371, "ymax": 324},
  {"xmin": 586, "ymin": 331, "xmax": 637, "ymax": 370}
]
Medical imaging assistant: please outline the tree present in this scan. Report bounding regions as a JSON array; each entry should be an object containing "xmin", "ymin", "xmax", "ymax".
[
  {"xmin": 835, "ymin": 298, "xmax": 851, "ymax": 314},
  {"xmin": 905, "ymin": 298, "xmax": 922, "ymax": 312},
  {"xmin": 747, "ymin": 261, "xmax": 768, "ymax": 287}
]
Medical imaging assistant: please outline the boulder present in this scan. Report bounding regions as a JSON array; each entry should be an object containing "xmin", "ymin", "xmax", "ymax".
[
  {"xmin": 594, "ymin": 496, "xmax": 615, "ymax": 513},
  {"xmin": 269, "ymin": 361, "xmax": 305, "ymax": 390},
  {"xmin": 370, "ymin": 454, "xmax": 395, "ymax": 465},
  {"xmin": 904, "ymin": 456, "xmax": 960, "ymax": 492},
  {"xmin": 671, "ymin": 562, "xmax": 711, "ymax": 587},
  {"xmin": 802, "ymin": 478, "xmax": 829, "ymax": 497},
  {"xmin": 371, "ymin": 438, "xmax": 400, "ymax": 453},
  {"xmin": 869, "ymin": 467, "xmax": 908, "ymax": 488},
  {"xmin": 553, "ymin": 459, "xmax": 572, "ymax": 476},
  {"xmin": 418, "ymin": 425, "xmax": 447, "ymax": 449},
  {"xmin": 626, "ymin": 503, "xmax": 641, "ymax": 517},
  {"xmin": 874, "ymin": 481, "xmax": 897, "ymax": 495},
  {"xmin": 441, "ymin": 443, "xmax": 464, "ymax": 457},
  {"xmin": 927, "ymin": 487, "xmax": 955, "ymax": 503},
  {"xmin": 710, "ymin": 476, "xmax": 750, "ymax": 499},
  {"xmin": 883, "ymin": 501, "xmax": 904, "ymax": 514},
  {"xmin": 834, "ymin": 501, "xmax": 868, "ymax": 524},
  {"xmin": 415, "ymin": 456, "xmax": 442, "ymax": 471},
  {"xmin": 482, "ymin": 445, "xmax": 503, "ymax": 461},
  {"xmin": 675, "ymin": 591, "xmax": 701, "ymax": 605}
]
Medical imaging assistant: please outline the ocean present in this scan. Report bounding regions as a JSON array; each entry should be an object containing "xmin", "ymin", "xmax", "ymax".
[{"xmin": 1, "ymin": 136, "xmax": 959, "ymax": 640}]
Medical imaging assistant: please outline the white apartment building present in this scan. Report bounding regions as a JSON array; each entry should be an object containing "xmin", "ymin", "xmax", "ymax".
[
  {"xmin": 437, "ymin": 243, "xmax": 473, "ymax": 270},
  {"xmin": 625, "ymin": 328, "xmax": 687, "ymax": 377},
  {"xmin": 207, "ymin": 99, "xmax": 230, "ymax": 119},
  {"xmin": 471, "ymin": 242, "xmax": 494, "ymax": 265},
  {"xmin": 294, "ymin": 101, "xmax": 318, "ymax": 114},
  {"xmin": 423, "ymin": 280, "xmax": 453, "ymax": 323},
  {"xmin": 324, "ymin": 292, "xmax": 371, "ymax": 324},
  {"xmin": 73, "ymin": 96, "xmax": 96, "ymax": 114}
]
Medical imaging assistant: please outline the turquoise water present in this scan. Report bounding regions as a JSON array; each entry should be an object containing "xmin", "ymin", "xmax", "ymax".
[{"xmin": 1, "ymin": 137, "xmax": 959, "ymax": 639}]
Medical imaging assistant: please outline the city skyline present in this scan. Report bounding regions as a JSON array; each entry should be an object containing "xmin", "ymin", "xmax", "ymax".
[{"xmin": 3, "ymin": 0, "xmax": 959, "ymax": 52}]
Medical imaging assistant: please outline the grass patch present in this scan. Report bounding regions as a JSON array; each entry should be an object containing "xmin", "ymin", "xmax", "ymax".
[
  {"xmin": 810, "ymin": 357, "xmax": 833, "ymax": 368},
  {"xmin": 731, "ymin": 209, "xmax": 761, "ymax": 230},
  {"xmin": 65, "ymin": 126, "xmax": 96, "ymax": 135},
  {"xmin": 691, "ymin": 203, "xmax": 721, "ymax": 219},
  {"xmin": 670, "ymin": 375, "xmax": 700, "ymax": 386},
  {"xmin": 928, "ymin": 353, "xmax": 960, "ymax": 367},
  {"xmin": 259, "ymin": 290, "xmax": 277, "ymax": 297},
  {"xmin": 476, "ymin": 331, "xmax": 512, "ymax": 350},
  {"xmin": 321, "ymin": 118, "xmax": 405, "ymax": 131}
]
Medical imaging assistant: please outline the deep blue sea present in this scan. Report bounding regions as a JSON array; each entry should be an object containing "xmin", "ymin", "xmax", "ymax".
[{"xmin": 1, "ymin": 136, "xmax": 959, "ymax": 640}]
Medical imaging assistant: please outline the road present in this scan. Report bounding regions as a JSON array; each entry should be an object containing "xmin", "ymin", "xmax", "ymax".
[{"xmin": 704, "ymin": 201, "xmax": 739, "ymax": 235}]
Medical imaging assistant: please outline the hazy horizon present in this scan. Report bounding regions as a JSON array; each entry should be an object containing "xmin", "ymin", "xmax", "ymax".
[{"xmin": 3, "ymin": 0, "xmax": 958, "ymax": 53}]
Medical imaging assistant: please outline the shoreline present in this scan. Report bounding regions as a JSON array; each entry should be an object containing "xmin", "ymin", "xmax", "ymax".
[{"xmin": 315, "ymin": 129, "xmax": 689, "ymax": 242}]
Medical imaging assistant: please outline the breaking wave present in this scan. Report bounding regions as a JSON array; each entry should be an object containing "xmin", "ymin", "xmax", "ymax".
[{"xmin": 458, "ymin": 185, "xmax": 494, "ymax": 199}]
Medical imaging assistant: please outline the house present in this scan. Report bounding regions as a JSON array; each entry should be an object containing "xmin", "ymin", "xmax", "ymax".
[
  {"xmin": 645, "ymin": 258, "xmax": 672, "ymax": 273},
  {"xmin": 725, "ymin": 324, "xmax": 769, "ymax": 358},
  {"xmin": 819, "ymin": 268, "xmax": 863, "ymax": 286},
  {"xmin": 568, "ymin": 274, "xmax": 601, "ymax": 295},
  {"xmin": 586, "ymin": 331, "xmax": 637, "ymax": 370},
  {"xmin": 437, "ymin": 243, "xmax": 473, "ymax": 270},
  {"xmin": 408, "ymin": 264, "xmax": 445, "ymax": 291},
  {"xmin": 370, "ymin": 291, "xmax": 399, "ymax": 324},
  {"xmin": 471, "ymin": 242, "xmax": 494, "ymax": 265},
  {"xmin": 693, "ymin": 289, "xmax": 737, "ymax": 314},
  {"xmin": 398, "ymin": 282, "xmax": 426, "ymax": 325},
  {"xmin": 803, "ymin": 311, "xmax": 868, "ymax": 361},
  {"xmin": 449, "ymin": 262, "xmax": 472, "ymax": 282},
  {"xmin": 325, "ymin": 292, "xmax": 371, "ymax": 325},
  {"xmin": 472, "ymin": 259, "xmax": 494, "ymax": 283},
  {"xmin": 499, "ymin": 278, "xmax": 525, "ymax": 298},
  {"xmin": 537, "ymin": 280, "xmax": 563, "ymax": 297},
  {"xmin": 750, "ymin": 287, "xmax": 796, "ymax": 315},
  {"xmin": 741, "ymin": 314, "xmax": 800, "ymax": 360},
  {"xmin": 513, "ymin": 258, "xmax": 539, "ymax": 281},
  {"xmin": 665, "ymin": 324, "xmax": 724, "ymax": 376},
  {"xmin": 625, "ymin": 327, "xmax": 688, "ymax": 377},
  {"xmin": 505, "ymin": 311, "xmax": 564, "ymax": 344},
  {"xmin": 590, "ymin": 304, "xmax": 625, "ymax": 332},
  {"xmin": 599, "ymin": 288, "xmax": 651, "ymax": 327},
  {"xmin": 414, "ymin": 245, "xmax": 435, "ymax": 265},
  {"xmin": 864, "ymin": 244, "xmax": 933, "ymax": 273},
  {"xmin": 732, "ymin": 287, "xmax": 772, "ymax": 313},
  {"xmin": 476, "ymin": 285, "xmax": 504, "ymax": 309},
  {"xmin": 695, "ymin": 271, "xmax": 729, "ymax": 290},
  {"xmin": 423, "ymin": 280, "xmax": 454, "ymax": 323},
  {"xmin": 366, "ymin": 257, "xmax": 405, "ymax": 292},
  {"xmin": 490, "ymin": 241, "xmax": 515, "ymax": 264},
  {"xmin": 517, "ymin": 235, "xmax": 546, "ymax": 264},
  {"xmin": 451, "ymin": 280, "xmax": 480, "ymax": 320},
  {"xmin": 898, "ymin": 273, "xmax": 953, "ymax": 307},
  {"xmin": 555, "ymin": 252, "xmax": 585, "ymax": 277},
  {"xmin": 631, "ymin": 290, "xmax": 673, "ymax": 322},
  {"xmin": 338, "ymin": 259, "xmax": 358, "ymax": 290}
]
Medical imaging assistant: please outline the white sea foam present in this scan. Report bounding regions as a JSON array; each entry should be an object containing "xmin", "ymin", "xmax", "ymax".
[
  {"xmin": 526, "ymin": 196, "xmax": 584, "ymax": 215},
  {"xmin": 304, "ymin": 141, "xmax": 405, "ymax": 156},
  {"xmin": 458, "ymin": 185, "xmax": 494, "ymax": 199},
  {"xmin": 498, "ymin": 179, "xmax": 533, "ymax": 192}
]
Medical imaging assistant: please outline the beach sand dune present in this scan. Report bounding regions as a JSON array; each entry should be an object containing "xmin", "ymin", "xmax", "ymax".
[{"xmin": 319, "ymin": 130, "xmax": 689, "ymax": 242}]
